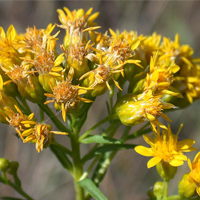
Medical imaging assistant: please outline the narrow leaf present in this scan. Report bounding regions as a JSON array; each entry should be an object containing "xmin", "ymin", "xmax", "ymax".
[
  {"xmin": 82, "ymin": 144, "xmax": 136, "ymax": 162},
  {"xmin": 81, "ymin": 135, "xmax": 121, "ymax": 144},
  {"xmin": 1, "ymin": 197, "xmax": 24, "ymax": 200},
  {"xmin": 77, "ymin": 178, "xmax": 108, "ymax": 200}
]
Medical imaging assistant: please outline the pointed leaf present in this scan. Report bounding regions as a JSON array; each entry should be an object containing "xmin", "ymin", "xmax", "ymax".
[
  {"xmin": 1, "ymin": 197, "xmax": 24, "ymax": 200},
  {"xmin": 81, "ymin": 135, "xmax": 121, "ymax": 144},
  {"xmin": 77, "ymin": 178, "xmax": 108, "ymax": 200}
]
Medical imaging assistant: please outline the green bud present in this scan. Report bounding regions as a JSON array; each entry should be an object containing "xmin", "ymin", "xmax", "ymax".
[
  {"xmin": 178, "ymin": 174, "xmax": 196, "ymax": 198},
  {"xmin": 156, "ymin": 161, "xmax": 177, "ymax": 181},
  {"xmin": 147, "ymin": 190, "xmax": 156, "ymax": 200},
  {"xmin": 39, "ymin": 74, "xmax": 62, "ymax": 93},
  {"xmin": 0, "ymin": 158, "xmax": 10, "ymax": 172},
  {"xmin": 17, "ymin": 76, "xmax": 46, "ymax": 103},
  {"xmin": 114, "ymin": 94, "xmax": 144, "ymax": 126},
  {"xmin": 153, "ymin": 181, "xmax": 164, "ymax": 197},
  {"xmin": 7, "ymin": 161, "xmax": 19, "ymax": 175},
  {"xmin": 82, "ymin": 73, "xmax": 107, "ymax": 97}
]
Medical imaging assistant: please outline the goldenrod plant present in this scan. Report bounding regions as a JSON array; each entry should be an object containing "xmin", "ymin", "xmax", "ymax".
[{"xmin": 0, "ymin": 7, "xmax": 200, "ymax": 200}]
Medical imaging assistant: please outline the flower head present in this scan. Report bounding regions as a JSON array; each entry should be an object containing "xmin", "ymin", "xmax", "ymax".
[
  {"xmin": 45, "ymin": 68, "xmax": 92, "ymax": 122},
  {"xmin": 135, "ymin": 124, "xmax": 197, "ymax": 168},
  {"xmin": 187, "ymin": 152, "xmax": 200, "ymax": 196}
]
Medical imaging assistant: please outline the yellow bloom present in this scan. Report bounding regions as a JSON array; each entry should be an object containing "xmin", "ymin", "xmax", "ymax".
[
  {"xmin": 44, "ymin": 68, "xmax": 92, "ymax": 122},
  {"xmin": 116, "ymin": 90, "xmax": 174, "ymax": 131},
  {"xmin": 135, "ymin": 124, "xmax": 196, "ymax": 168},
  {"xmin": 2, "ymin": 64, "xmax": 45, "ymax": 103},
  {"xmin": 187, "ymin": 152, "xmax": 200, "ymax": 196},
  {"xmin": 0, "ymin": 25, "xmax": 23, "ymax": 65},
  {"xmin": 23, "ymin": 24, "xmax": 59, "ymax": 53},
  {"xmin": 144, "ymin": 52, "xmax": 181, "ymax": 97},
  {"xmin": 23, "ymin": 123, "xmax": 68, "ymax": 153},
  {"xmin": 5, "ymin": 105, "xmax": 36, "ymax": 140}
]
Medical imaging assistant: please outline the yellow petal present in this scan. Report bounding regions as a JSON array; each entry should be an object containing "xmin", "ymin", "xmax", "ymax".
[
  {"xmin": 88, "ymin": 12, "xmax": 99, "ymax": 23},
  {"xmin": 143, "ymin": 135, "xmax": 154, "ymax": 146},
  {"xmin": 0, "ymin": 27, "xmax": 5, "ymax": 38},
  {"xmin": 147, "ymin": 157, "xmax": 161, "ymax": 168},
  {"xmin": 7, "ymin": 25, "xmax": 17, "ymax": 42},
  {"xmin": 54, "ymin": 53, "xmax": 64, "ymax": 67},
  {"xmin": 188, "ymin": 158, "xmax": 192, "ymax": 171},
  {"xmin": 178, "ymin": 139, "xmax": 195, "ymax": 150},
  {"xmin": 169, "ymin": 159, "xmax": 184, "ymax": 167},
  {"xmin": 63, "ymin": 7, "xmax": 74, "ymax": 20},
  {"xmin": 22, "ymin": 128, "xmax": 34, "ymax": 136},
  {"xmin": 135, "ymin": 146, "xmax": 153, "ymax": 157}
]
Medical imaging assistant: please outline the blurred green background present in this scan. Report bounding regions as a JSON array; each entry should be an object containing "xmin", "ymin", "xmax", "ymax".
[{"xmin": 1, "ymin": 1, "xmax": 200, "ymax": 200}]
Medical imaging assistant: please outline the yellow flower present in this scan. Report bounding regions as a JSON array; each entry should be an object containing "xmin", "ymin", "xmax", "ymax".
[
  {"xmin": 2, "ymin": 64, "xmax": 45, "ymax": 103},
  {"xmin": 5, "ymin": 105, "xmax": 36, "ymax": 140},
  {"xmin": 23, "ymin": 24, "xmax": 59, "ymax": 53},
  {"xmin": 44, "ymin": 68, "xmax": 92, "ymax": 122},
  {"xmin": 144, "ymin": 52, "xmax": 181, "ymax": 97},
  {"xmin": 135, "ymin": 124, "xmax": 197, "ymax": 168},
  {"xmin": 0, "ymin": 25, "xmax": 23, "ymax": 65},
  {"xmin": 187, "ymin": 152, "xmax": 200, "ymax": 196},
  {"xmin": 23, "ymin": 123, "xmax": 68, "ymax": 153},
  {"xmin": 116, "ymin": 90, "xmax": 174, "ymax": 131}
]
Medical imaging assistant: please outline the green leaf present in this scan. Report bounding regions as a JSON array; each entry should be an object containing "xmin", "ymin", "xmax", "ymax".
[
  {"xmin": 82, "ymin": 144, "xmax": 136, "ymax": 162},
  {"xmin": 1, "ymin": 197, "xmax": 24, "ymax": 200},
  {"xmin": 77, "ymin": 178, "xmax": 108, "ymax": 200},
  {"xmin": 80, "ymin": 135, "xmax": 122, "ymax": 144}
]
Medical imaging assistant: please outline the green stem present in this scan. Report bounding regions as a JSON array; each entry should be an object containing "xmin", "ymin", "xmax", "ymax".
[
  {"xmin": 80, "ymin": 156, "xmax": 100, "ymax": 180},
  {"xmin": 50, "ymin": 145, "xmax": 73, "ymax": 173},
  {"xmin": 1, "ymin": 173, "xmax": 33, "ymax": 200},
  {"xmin": 163, "ymin": 181, "xmax": 169, "ymax": 199},
  {"xmin": 52, "ymin": 142, "xmax": 72, "ymax": 156},
  {"xmin": 71, "ymin": 133, "xmax": 84, "ymax": 200},
  {"xmin": 38, "ymin": 103, "xmax": 69, "ymax": 133},
  {"xmin": 79, "ymin": 114, "xmax": 118, "ymax": 141},
  {"xmin": 7, "ymin": 180, "xmax": 33, "ymax": 200},
  {"xmin": 166, "ymin": 195, "xmax": 184, "ymax": 200},
  {"xmin": 40, "ymin": 107, "xmax": 45, "ymax": 123},
  {"xmin": 17, "ymin": 95, "xmax": 32, "ymax": 114}
]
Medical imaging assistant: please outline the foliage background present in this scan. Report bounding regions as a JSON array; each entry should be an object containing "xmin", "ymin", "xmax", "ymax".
[{"xmin": 0, "ymin": 1, "xmax": 200, "ymax": 199}]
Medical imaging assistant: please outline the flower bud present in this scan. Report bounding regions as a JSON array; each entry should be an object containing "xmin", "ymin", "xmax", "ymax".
[
  {"xmin": 156, "ymin": 161, "xmax": 177, "ymax": 181},
  {"xmin": 115, "ymin": 94, "xmax": 144, "ymax": 126},
  {"xmin": 39, "ymin": 74, "xmax": 62, "ymax": 93},
  {"xmin": 17, "ymin": 76, "xmax": 46, "ymax": 103},
  {"xmin": 153, "ymin": 181, "xmax": 164, "ymax": 197},
  {"xmin": 0, "ymin": 158, "xmax": 10, "ymax": 172},
  {"xmin": 82, "ymin": 73, "xmax": 107, "ymax": 97},
  {"xmin": 7, "ymin": 161, "xmax": 19, "ymax": 175},
  {"xmin": 178, "ymin": 174, "xmax": 196, "ymax": 198}
]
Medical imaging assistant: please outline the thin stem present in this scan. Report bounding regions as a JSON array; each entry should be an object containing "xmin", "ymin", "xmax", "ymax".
[
  {"xmin": 7, "ymin": 180, "xmax": 33, "ymax": 200},
  {"xmin": 163, "ymin": 181, "xmax": 169, "ymax": 199},
  {"xmin": 52, "ymin": 142, "xmax": 72, "ymax": 156},
  {"xmin": 40, "ymin": 107, "xmax": 45, "ymax": 123},
  {"xmin": 79, "ymin": 114, "xmax": 118, "ymax": 141},
  {"xmin": 17, "ymin": 95, "xmax": 32, "ymax": 114},
  {"xmin": 1, "ymin": 173, "xmax": 33, "ymax": 200},
  {"xmin": 70, "ymin": 132, "xmax": 84, "ymax": 200},
  {"xmin": 80, "ymin": 156, "xmax": 101, "ymax": 180},
  {"xmin": 38, "ymin": 103, "xmax": 69, "ymax": 133},
  {"xmin": 50, "ymin": 144, "xmax": 73, "ymax": 173}
]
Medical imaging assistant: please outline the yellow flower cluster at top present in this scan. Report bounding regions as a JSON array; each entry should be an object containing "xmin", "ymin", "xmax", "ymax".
[{"xmin": 0, "ymin": 7, "xmax": 199, "ymax": 153}]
